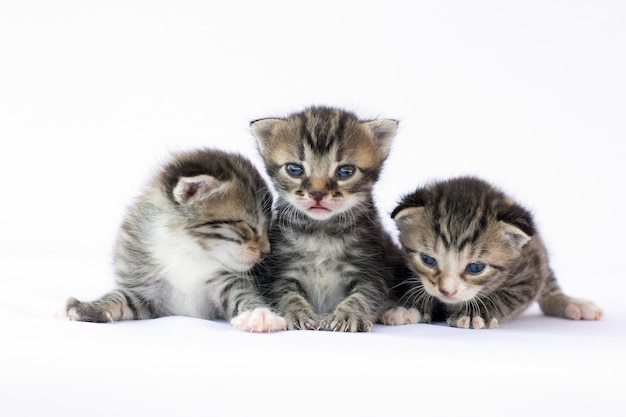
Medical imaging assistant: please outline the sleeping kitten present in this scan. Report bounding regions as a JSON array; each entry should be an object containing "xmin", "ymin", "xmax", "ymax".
[
  {"xmin": 250, "ymin": 106, "xmax": 404, "ymax": 332},
  {"xmin": 66, "ymin": 148, "xmax": 286, "ymax": 332},
  {"xmin": 381, "ymin": 176, "xmax": 602, "ymax": 329}
]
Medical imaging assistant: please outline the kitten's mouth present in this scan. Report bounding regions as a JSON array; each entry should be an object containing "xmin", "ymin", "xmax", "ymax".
[
  {"xmin": 305, "ymin": 203, "xmax": 334, "ymax": 219},
  {"xmin": 309, "ymin": 204, "xmax": 330, "ymax": 212},
  {"xmin": 308, "ymin": 204, "xmax": 332, "ymax": 217}
]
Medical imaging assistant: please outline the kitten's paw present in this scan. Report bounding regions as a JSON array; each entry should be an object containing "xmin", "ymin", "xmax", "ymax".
[
  {"xmin": 230, "ymin": 308, "xmax": 287, "ymax": 333},
  {"xmin": 66, "ymin": 298, "xmax": 114, "ymax": 323},
  {"xmin": 564, "ymin": 299, "xmax": 603, "ymax": 321},
  {"xmin": 283, "ymin": 310, "xmax": 319, "ymax": 331},
  {"xmin": 448, "ymin": 315, "xmax": 497, "ymax": 329},
  {"xmin": 320, "ymin": 310, "xmax": 372, "ymax": 332},
  {"xmin": 380, "ymin": 307, "xmax": 422, "ymax": 326}
]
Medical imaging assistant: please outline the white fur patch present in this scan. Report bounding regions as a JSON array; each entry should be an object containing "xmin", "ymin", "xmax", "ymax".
[
  {"xmin": 564, "ymin": 299, "xmax": 603, "ymax": 321},
  {"xmin": 380, "ymin": 306, "xmax": 422, "ymax": 325},
  {"xmin": 149, "ymin": 214, "xmax": 226, "ymax": 318},
  {"xmin": 230, "ymin": 308, "xmax": 287, "ymax": 332},
  {"xmin": 471, "ymin": 316, "xmax": 485, "ymax": 329},
  {"xmin": 455, "ymin": 316, "xmax": 471, "ymax": 329}
]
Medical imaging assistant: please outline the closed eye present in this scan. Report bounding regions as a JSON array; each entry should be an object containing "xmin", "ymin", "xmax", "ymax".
[
  {"xmin": 191, "ymin": 219, "xmax": 244, "ymax": 230},
  {"xmin": 190, "ymin": 219, "xmax": 255, "ymax": 241}
]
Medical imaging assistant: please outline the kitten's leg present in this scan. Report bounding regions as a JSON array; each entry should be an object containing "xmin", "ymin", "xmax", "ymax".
[
  {"xmin": 320, "ymin": 297, "xmax": 373, "ymax": 332},
  {"xmin": 216, "ymin": 274, "xmax": 287, "ymax": 332},
  {"xmin": 538, "ymin": 273, "xmax": 603, "ymax": 320},
  {"xmin": 267, "ymin": 278, "xmax": 319, "ymax": 330},
  {"xmin": 276, "ymin": 293, "xmax": 319, "ymax": 330},
  {"xmin": 320, "ymin": 283, "xmax": 384, "ymax": 332},
  {"xmin": 66, "ymin": 289, "xmax": 152, "ymax": 323}
]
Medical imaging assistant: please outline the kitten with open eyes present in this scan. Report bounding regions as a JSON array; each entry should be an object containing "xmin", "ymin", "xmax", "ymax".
[
  {"xmin": 66, "ymin": 148, "xmax": 286, "ymax": 332},
  {"xmin": 250, "ymin": 106, "xmax": 404, "ymax": 332},
  {"xmin": 381, "ymin": 176, "xmax": 602, "ymax": 329}
]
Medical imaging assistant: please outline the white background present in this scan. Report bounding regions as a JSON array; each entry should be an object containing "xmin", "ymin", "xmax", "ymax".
[{"xmin": 1, "ymin": 1, "xmax": 624, "ymax": 416}]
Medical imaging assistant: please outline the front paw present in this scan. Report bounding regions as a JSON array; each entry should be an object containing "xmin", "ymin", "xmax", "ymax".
[
  {"xmin": 564, "ymin": 299, "xmax": 603, "ymax": 321},
  {"xmin": 380, "ymin": 306, "xmax": 422, "ymax": 326},
  {"xmin": 230, "ymin": 308, "xmax": 287, "ymax": 332},
  {"xmin": 448, "ymin": 314, "xmax": 498, "ymax": 329},
  {"xmin": 66, "ymin": 297, "xmax": 114, "ymax": 323},
  {"xmin": 282, "ymin": 308, "xmax": 319, "ymax": 330},
  {"xmin": 320, "ymin": 308, "xmax": 372, "ymax": 332}
]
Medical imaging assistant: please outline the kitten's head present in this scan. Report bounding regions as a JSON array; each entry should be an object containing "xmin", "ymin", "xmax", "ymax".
[
  {"xmin": 250, "ymin": 106, "xmax": 398, "ymax": 221},
  {"xmin": 391, "ymin": 177, "xmax": 535, "ymax": 304},
  {"xmin": 161, "ymin": 149, "xmax": 273, "ymax": 272}
]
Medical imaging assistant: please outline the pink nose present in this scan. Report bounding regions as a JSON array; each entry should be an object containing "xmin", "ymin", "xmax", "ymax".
[
  {"xmin": 309, "ymin": 190, "xmax": 326, "ymax": 203},
  {"xmin": 440, "ymin": 288, "xmax": 457, "ymax": 297}
]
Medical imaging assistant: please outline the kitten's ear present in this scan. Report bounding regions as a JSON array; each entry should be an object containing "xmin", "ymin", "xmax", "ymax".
[
  {"xmin": 392, "ymin": 206, "xmax": 425, "ymax": 224},
  {"xmin": 499, "ymin": 223, "xmax": 532, "ymax": 250},
  {"xmin": 391, "ymin": 188, "xmax": 429, "ymax": 220},
  {"xmin": 250, "ymin": 118, "xmax": 284, "ymax": 154},
  {"xmin": 498, "ymin": 204, "xmax": 535, "ymax": 249},
  {"xmin": 363, "ymin": 119, "xmax": 399, "ymax": 158},
  {"xmin": 173, "ymin": 175, "xmax": 223, "ymax": 205}
]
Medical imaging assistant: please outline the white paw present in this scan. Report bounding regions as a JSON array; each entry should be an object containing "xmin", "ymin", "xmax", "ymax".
[
  {"xmin": 66, "ymin": 307, "xmax": 79, "ymax": 321},
  {"xmin": 453, "ymin": 315, "xmax": 471, "ymax": 329},
  {"xmin": 565, "ymin": 299, "xmax": 603, "ymax": 321},
  {"xmin": 230, "ymin": 308, "xmax": 287, "ymax": 333},
  {"xmin": 450, "ymin": 315, "xmax": 497, "ymax": 329},
  {"xmin": 380, "ymin": 306, "xmax": 421, "ymax": 326},
  {"xmin": 471, "ymin": 316, "xmax": 485, "ymax": 329}
]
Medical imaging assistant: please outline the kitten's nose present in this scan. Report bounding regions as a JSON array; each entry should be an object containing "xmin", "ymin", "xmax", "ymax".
[
  {"xmin": 439, "ymin": 287, "xmax": 457, "ymax": 298},
  {"xmin": 309, "ymin": 190, "xmax": 327, "ymax": 203},
  {"xmin": 259, "ymin": 236, "xmax": 270, "ymax": 258}
]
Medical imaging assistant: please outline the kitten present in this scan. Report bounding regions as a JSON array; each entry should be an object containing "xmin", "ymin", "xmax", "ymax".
[
  {"xmin": 250, "ymin": 106, "xmax": 403, "ymax": 332},
  {"xmin": 66, "ymin": 148, "xmax": 286, "ymax": 332},
  {"xmin": 381, "ymin": 176, "xmax": 603, "ymax": 329}
]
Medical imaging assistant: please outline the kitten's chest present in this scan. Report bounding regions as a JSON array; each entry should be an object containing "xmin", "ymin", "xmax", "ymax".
[
  {"xmin": 281, "ymin": 232, "xmax": 357, "ymax": 314},
  {"xmin": 150, "ymin": 220, "xmax": 224, "ymax": 318}
]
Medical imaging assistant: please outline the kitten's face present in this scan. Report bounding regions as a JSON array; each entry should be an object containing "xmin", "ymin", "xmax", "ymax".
[
  {"xmin": 251, "ymin": 107, "xmax": 398, "ymax": 221},
  {"xmin": 392, "ymin": 178, "xmax": 534, "ymax": 304},
  {"xmin": 264, "ymin": 144, "xmax": 375, "ymax": 221},
  {"xmin": 173, "ymin": 174, "xmax": 272, "ymax": 272}
]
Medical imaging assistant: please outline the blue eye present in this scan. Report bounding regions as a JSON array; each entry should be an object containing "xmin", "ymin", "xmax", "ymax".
[
  {"xmin": 421, "ymin": 254, "xmax": 437, "ymax": 267},
  {"xmin": 336, "ymin": 165, "xmax": 356, "ymax": 178},
  {"xmin": 286, "ymin": 163, "xmax": 304, "ymax": 177},
  {"xmin": 466, "ymin": 262, "xmax": 485, "ymax": 274}
]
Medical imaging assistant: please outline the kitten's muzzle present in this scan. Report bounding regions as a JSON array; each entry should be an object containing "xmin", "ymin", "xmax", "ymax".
[{"xmin": 309, "ymin": 190, "xmax": 327, "ymax": 203}]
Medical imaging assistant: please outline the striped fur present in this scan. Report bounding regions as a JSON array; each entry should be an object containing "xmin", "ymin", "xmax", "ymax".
[
  {"xmin": 381, "ymin": 176, "xmax": 602, "ymax": 329},
  {"xmin": 66, "ymin": 148, "xmax": 286, "ymax": 332},
  {"xmin": 251, "ymin": 106, "xmax": 404, "ymax": 332}
]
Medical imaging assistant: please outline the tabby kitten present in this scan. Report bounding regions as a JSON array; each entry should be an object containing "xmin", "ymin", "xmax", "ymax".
[
  {"xmin": 381, "ymin": 176, "xmax": 602, "ymax": 329},
  {"xmin": 66, "ymin": 148, "xmax": 286, "ymax": 332},
  {"xmin": 250, "ymin": 106, "xmax": 404, "ymax": 332}
]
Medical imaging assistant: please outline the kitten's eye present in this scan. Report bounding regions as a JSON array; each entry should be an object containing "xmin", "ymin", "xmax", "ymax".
[
  {"xmin": 286, "ymin": 163, "xmax": 305, "ymax": 177},
  {"xmin": 336, "ymin": 165, "xmax": 356, "ymax": 179},
  {"xmin": 466, "ymin": 262, "xmax": 485, "ymax": 274},
  {"xmin": 421, "ymin": 254, "xmax": 437, "ymax": 267}
]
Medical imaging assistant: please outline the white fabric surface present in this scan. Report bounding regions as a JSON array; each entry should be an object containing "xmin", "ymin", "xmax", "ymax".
[{"xmin": 1, "ymin": 1, "xmax": 624, "ymax": 416}]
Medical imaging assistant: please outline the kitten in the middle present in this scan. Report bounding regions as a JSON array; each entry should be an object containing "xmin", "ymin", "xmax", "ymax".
[{"xmin": 251, "ymin": 106, "xmax": 402, "ymax": 332}]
